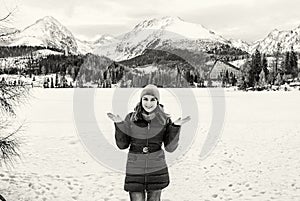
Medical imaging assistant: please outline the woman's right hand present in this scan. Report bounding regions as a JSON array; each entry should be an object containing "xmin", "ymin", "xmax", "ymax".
[{"xmin": 107, "ymin": 112, "xmax": 123, "ymax": 123}]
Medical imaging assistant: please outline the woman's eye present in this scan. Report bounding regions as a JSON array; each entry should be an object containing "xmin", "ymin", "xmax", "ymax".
[
  {"xmin": 150, "ymin": 98, "xmax": 156, "ymax": 101},
  {"xmin": 143, "ymin": 98, "xmax": 148, "ymax": 101}
]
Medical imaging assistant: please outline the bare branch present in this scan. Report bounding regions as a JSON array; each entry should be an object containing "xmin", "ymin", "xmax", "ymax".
[
  {"xmin": 0, "ymin": 83, "xmax": 29, "ymax": 167},
  {"xmin": 0, "ymin": 11, "xmax": 13, "ymax": 22},
  {"xmin": 0, "ymin": 122, "xmax": 23, "ymax": 168},
  {"xmin": 0, "ymin": 3, "xmax": 24, "ymax": 169},
  {"xmin": 0, "ymin": 83, "xmax": 30, "ymax": 116},
  {"xmin": 0, "ymin": 6, "xmax": 17, "ymax": 22}
]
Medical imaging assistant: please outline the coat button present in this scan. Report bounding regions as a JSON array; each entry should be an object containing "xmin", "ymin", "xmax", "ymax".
[{"xmin": 143, "ymin": 147, "xmax": 149, "ymax": 154}]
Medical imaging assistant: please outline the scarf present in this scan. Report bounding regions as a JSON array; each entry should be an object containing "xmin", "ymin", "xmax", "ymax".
[
  {"xmin": 131, "ymin": 103, "xmax": 169, "ymax": 125},
  {"xmin": 142, "ymin": 110, "xmax": 157, "ymax": 122}
]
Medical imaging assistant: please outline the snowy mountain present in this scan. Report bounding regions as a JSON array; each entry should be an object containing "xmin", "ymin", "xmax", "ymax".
[
  {"xmin": 5, "ymin": 15, "xmax": 300, "ymax": 59},
  {"xmin": 93, "ymin": 16, "xmax": 233, "ymax": 61},
  {"xmin": 76, "ymin": 34, "xmax": 118, "ymax": 55},
  {"xmin": 250, "ymin": 26, "xmax": 300, "ymax": 54},
  {"xmin": 93, "ymin": 34, "xmax": 117, "ymax": 46},
  {"xmin": 76, "ymin": 39, "xmax": 93, "ymax": 55},
  {"xmin": 10, "ymin": 16, "xmax": 78, "ymax": 53},
  {"xmin": 229, "ymin": 39, "xmax": 250, "ymax": 53},
  {"xmin": 0, "ymin": 16, "xmax": 256, "ymax": 59}
]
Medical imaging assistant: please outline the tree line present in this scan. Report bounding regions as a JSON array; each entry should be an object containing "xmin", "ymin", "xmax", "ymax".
[
  {"xmin": 0, "ymin": 46, "xmax": 63, "ymax": 58},
  {"xmin": 240, "ymin": 47, "xmax": 298, "ymax": 89}
]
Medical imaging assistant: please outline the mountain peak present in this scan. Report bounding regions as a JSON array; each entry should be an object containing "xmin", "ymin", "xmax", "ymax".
[
  {"xmin": 34, "ymin": 16, "xmax": 62, "ymax": 27},
  {"xmin": 133, "ymin": 16, "xmax": 184, "ymax": 31},
  {"xmin": 251, "ymin": 26, "xmax": 300, "ymax": 54},
  {"xmin": 41, "ymin": 16, "xmax": 57, "ymax": 21},
  {"xmin": 130, "ymin": 15, "xmax": 226, "ymax": 41},
  {"xmin": 270, "ymin": 28, "xmax": 279, "ymax": 34},
  {"xmin": 12, "ymin": 16, "xmax": 78, "ymax": 53},
  {"xmin": 22, "ymin": 16, "xmax": 63, "ymax": 32},
  {"xmin": 161, "ymin": 16, "xmax": 184, "ymax": 22},
  {"xmin": 93, "ymin": 34, "xmax": 116, "ymax": 45}
]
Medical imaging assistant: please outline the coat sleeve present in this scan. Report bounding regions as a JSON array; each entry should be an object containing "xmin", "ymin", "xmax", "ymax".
[
  {"xmin": 163, "ymin": 118, "xmax": 181, "ymax": 153},
  {"xmin": 114, "ymin": 113, "xmax": 132, "ymax": 150}
]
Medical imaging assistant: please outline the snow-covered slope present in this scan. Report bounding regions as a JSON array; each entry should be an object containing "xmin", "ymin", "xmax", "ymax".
[
  {"xmin": 250, "ymin": 26, "xmax": 300, "ymax": 54},
  {"xmin": 32, "ymin": 49, "xmax": 63, "ymax": 57},
  {"xmin": 93, "ymin": 34, "xmax": 117, "ymax": 46},
  {"xmin": 229, "ymin": 39, "xmax": 250, "ymax": 53},
  {"xmin": 4, "ymin": 15, "xmax": 300, "ymax": 58},
  {"xmin": 76, "ymin": 34, "xmax": 118, "ymax": 55},
  {"xmin": 94, "ymin": 16, "xmax": 232, "ymax": 61},
  {"xmin": 76, "ymin": 39, "xmax": 93, "ymax": 55},
  {"xmin": 134, "ymin": 65, "xmax": 158, "ymax": 74},
  {"xmin": 0, "ymin": 26, "xmax": 19, "ymax": 45},
  {"xmin": 132, "ymin": 16, "xmax": 227, "ymax": 41},
  {"xmin": 10, "ymin": 16, "xmax": 78, "ymax": 53},
  {"xmin": 0, "ymin": 26, "xmax": 19, "ymax": 37}
]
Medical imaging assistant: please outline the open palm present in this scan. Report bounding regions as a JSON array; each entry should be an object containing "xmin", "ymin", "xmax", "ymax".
[
  {"xmin": 107, "ymin": 112, "xmax": 123, "ymax": 123},
  {"xmin": 173, "ymin": 116, "xmax": 191, "ymax": 126}
]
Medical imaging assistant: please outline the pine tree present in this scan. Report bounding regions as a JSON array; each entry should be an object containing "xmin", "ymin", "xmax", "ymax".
[
  {"xmin": 259, "ymin": 69, "xmax": 266, "ymax": 87},
  {"xmin": 290, "ymin": 46, "xmax": 298, "ymax": 78},
  {"xmin": 270, "ymin": 42, "xmax": 282, "ymax": 85},
  {"xmin": 251, "ymin": 49, "xmax": 263, "ymax": 85},
  {"xmin": 55, "ymin": 73, "xmax": 59, "ymax": 87},
  {"xmin": 275, "ymin": 73, "xmax": 282, "ymax": 85},
  {"xmin": 283, "ymin": 51, "xmax": 292, "ymax": 75},
  {"xmin": 261, "ymin": 54, "xmax": 269, "ymax": 83},
  {"xmin": 50, "ymin": 77, "xmax": 54, "ymax": 88}
]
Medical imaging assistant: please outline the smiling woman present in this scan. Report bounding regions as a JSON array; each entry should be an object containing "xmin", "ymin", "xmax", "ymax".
[{"xmin": 107, "ymin": 84, "xmax": 191, "ymax": 201}]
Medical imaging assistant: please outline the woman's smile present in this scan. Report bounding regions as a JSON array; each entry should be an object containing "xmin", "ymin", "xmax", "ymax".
[{"xmin": 142, "ymin": 94, "xmax": 158, "ymax": 113}]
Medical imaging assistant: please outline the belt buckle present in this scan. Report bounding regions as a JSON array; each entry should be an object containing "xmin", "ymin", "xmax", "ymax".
[{"xmin": 142, "ymin": 147, "xmax": 149, "ymax": 154}]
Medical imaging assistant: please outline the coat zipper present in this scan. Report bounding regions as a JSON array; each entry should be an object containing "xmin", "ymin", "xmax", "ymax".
[{"xmin": 145, "ymin": 121, "xmax": 150, "ymax": 188}]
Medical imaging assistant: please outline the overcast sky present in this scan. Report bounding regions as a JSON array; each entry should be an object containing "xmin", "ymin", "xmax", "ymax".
[{"xmin": 2, "ymin": 0, "xmax": 300, "ymax": 42}]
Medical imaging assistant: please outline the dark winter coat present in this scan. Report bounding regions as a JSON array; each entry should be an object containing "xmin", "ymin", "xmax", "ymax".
[{"xmin": 114, "ymin": 112, "xmax": 181, "ymax": 192}]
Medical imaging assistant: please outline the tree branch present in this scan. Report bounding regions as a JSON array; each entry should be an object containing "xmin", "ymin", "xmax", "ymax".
[{"xmin": 0, "ymin": 6, "xmax": 17, "ymax": 22}]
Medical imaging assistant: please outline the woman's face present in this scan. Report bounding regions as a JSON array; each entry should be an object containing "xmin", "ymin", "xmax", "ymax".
[{"xmin": 141, "ymin": 95, "xmax": 158, "ymax": 113}]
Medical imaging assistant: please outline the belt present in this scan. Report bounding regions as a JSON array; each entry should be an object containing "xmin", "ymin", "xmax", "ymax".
[{"xmin": 129, "ymin": 145, "xmax": 162, "ymax": 154}]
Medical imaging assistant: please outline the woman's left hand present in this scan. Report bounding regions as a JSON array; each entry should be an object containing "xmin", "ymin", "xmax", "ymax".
[{"xmin": 173, "ymin": 116, "xmax": 191, "ymax": 126}]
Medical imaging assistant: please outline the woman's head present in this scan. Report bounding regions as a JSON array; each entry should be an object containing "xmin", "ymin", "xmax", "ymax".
[
  {"xmin": 140, "ymin": 84, "xmax": 160, "ymax": 113},
  {"xmin": 131, "ymin": 84, "xmax": 169, "ymax": 123}
]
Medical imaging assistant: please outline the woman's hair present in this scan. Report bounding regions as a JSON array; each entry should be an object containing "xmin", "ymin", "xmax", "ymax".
[{"xmin": 130, "ymin": 99, "xmax": 170, "ymax": 124}]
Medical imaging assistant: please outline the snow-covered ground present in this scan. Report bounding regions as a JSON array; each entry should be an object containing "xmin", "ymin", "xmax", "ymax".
[{"xmin": 1, "ymin": 89, "xmax": 300, "ymax": 201}]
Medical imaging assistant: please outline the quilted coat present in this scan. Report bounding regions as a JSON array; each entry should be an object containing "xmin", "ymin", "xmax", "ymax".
[{"xmin": 114, "ymin": 112, "xmax": 181, "ymax": 192}]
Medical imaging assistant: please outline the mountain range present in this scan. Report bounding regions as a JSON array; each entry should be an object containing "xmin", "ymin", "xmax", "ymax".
[{"xmin": 1, "ymin": 16, "xmax": 300, "ymax": 61}]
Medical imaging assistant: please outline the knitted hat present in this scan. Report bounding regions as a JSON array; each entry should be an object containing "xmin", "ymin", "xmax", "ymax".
[{"xmin": 140, "ymin": 84, "xmax": 160, "ymax": 102}]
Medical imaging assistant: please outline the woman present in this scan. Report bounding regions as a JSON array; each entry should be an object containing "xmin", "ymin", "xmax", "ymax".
[{"xmin": 107, "ymin": 84, "xmax": 190, "ymax": 201}]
